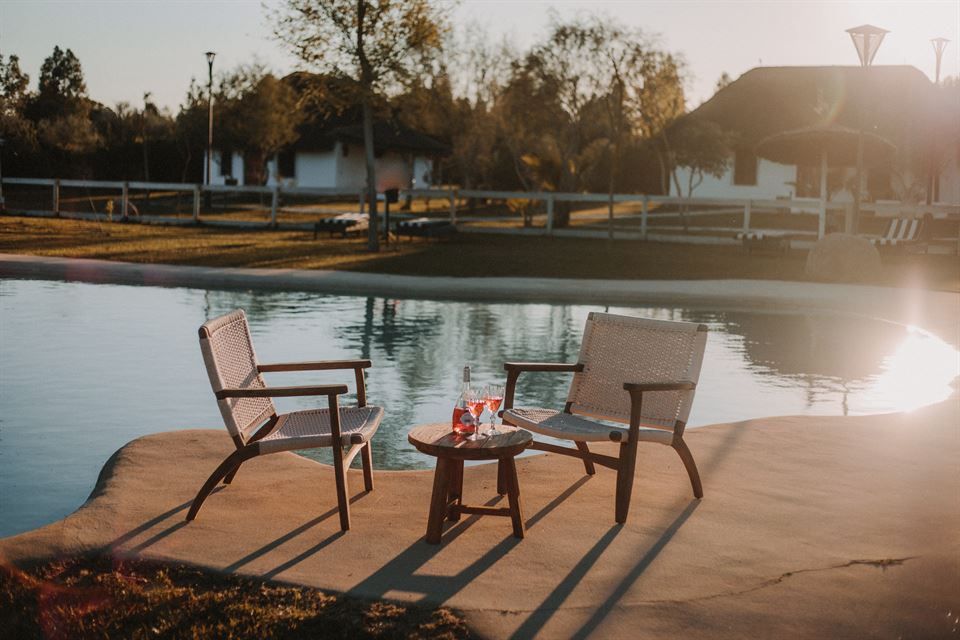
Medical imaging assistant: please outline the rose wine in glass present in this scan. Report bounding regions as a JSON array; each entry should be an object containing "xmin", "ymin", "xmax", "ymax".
[
  {"xmin": 484, "ymin": 384, "xmax": 505, "ymax": 436},
  {"xmin": 466, "ymin": 390, "xmax": 486, "ymax": 440}
]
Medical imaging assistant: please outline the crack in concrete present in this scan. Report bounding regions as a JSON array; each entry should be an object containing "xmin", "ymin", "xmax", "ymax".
[{"xmin": 462, "ymin": 556, "xmax": 920, "ymax": 615}]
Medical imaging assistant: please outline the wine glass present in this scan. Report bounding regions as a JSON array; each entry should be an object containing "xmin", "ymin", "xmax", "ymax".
[
  {"xmin": 465, "ymin": 388, "xmax": 486, "ymax": 440},
  {"xmin": 483, "ymin": 384, "xmax": 505, "ymax": 436}
]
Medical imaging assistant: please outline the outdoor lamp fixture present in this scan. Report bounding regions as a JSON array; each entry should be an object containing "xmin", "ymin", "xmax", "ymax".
[
  {"xmin": 931, "ymin": 38, "xmax": 949, "ymax": 84},
  {"xmin": 846, "ymin": 24, "xmax": 888, "ymax": 234},
  {"xmin": 205, "ymin": 51, "xmax": 216, "ymax": 192},
  {"xmin": 928, "ymin": 38, "xmax": 949, "ymax": 203}
]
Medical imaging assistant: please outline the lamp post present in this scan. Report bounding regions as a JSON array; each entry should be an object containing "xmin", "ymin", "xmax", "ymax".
[
  {"xmin": 845, "ymin": 24, "xmax": 888, "ymax": 234},
  {"xmin": 928, "ymin": 38, "xmax": 950, "ymax": 204},
  {"xmin": 0, "ymin": 137, "xmax": 5, "ymax": 212},
  {"xmin": 205, "ymin": 51, "xmax": 216, "ymax": 203}
]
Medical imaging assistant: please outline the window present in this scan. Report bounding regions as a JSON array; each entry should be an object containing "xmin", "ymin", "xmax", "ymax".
[
  {"xmin": 219, "ymin": 149, "xmax": 233, "ymax": 177},
  {"xmin": 278, "ymin": 151, "xmax": 296, "ymax": 178},
  {"xmin": 733, "ymin": 148, "xmax": 757, "ymax": 186}
]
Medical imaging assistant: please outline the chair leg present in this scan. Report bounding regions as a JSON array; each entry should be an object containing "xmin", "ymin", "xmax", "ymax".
[
  {"xmin": 673, "ymin": 437, "xmax": 704, "ymax": 499},
  {"xmin": 361, "ymin": 441, "xmax": 374, "ymax": 492},
  {"xmin": 575, "ymin": 441, "xmax": 596, "ymax": 475},
  {"xmin": 332, "ymin": 445, "xmax": 351, "ymax": 532},
  {"xmin": 614, "ymin": 441, "xmax": 639, "ymax": 524},
  {"xmin": 186, "ymin": 448, "xmax": 255, "ymax": 521},
  {"xmin": 504, "ymin": 456, "xmax": 525, "ymax": 539},
  {"xmin": 223, "ymin": 463, "xmax": 241, "ymax": 485}
]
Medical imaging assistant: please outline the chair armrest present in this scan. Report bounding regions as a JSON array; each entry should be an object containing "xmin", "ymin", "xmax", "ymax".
[
  {"xmin": 215, "ymin": 384, "xmax": 349, "ymax": 399},
  {"xmin": 257, "ymin": 359, "xmax": 372, "ymax": 373},
  {"xmin": 623, "ymin": 381, "xmax": 696, "ymax": 392},
  {"xmin": 504, "ymin": 362, "xmax": 584, "ymax": 373}
]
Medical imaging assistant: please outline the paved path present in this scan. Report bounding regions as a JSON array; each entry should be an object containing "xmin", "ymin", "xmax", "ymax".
[
  {"xmin": 1, "ymin": 399, "xmax": 957, "ymax": 639},
  {"xmin": 2, "ymin": 253, "xmax": 957, "ymax": 345}
]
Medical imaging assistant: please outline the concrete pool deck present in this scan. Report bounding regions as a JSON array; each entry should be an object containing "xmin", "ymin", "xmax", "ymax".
[
  {"xmin": 1, "ymin": 253, "xmax": 958, "ymax": 637},
  {"xmin": 1, "ymin": 253, "xmax": 958, "ymax": 346},
  {"xmin": 0, "ymin": 399, "xmax": 957, "ymax": 638}
]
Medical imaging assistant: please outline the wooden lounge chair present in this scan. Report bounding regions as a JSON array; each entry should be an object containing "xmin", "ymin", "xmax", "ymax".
[
  {"xmin": 313, "ymin": 213, "xmax": 369, "ymax": 238},
  {"xmin": 188, "ymin": 309, "xmax": 383, "ymax": 531},
  {"xmin": 396, "ymin": 217, "xmax": 456, "ymax": 240},
  {"xmin": 502, "ymin": 312, "xmax": 708, "ymax": 524},
  {"xmin": 869, "ymin": 216, "xmax": 927, "ymax": 251}
]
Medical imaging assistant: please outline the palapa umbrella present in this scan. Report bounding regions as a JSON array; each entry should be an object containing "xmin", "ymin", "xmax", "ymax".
[{"xmin": 756, "ymin": 125, "xmax": 897, "ymax": 201}]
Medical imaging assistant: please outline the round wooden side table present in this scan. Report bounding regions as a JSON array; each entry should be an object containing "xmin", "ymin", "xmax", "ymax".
[{"xmin": 407, "ymin": 423, "xmax": 533, "ymax": 545}]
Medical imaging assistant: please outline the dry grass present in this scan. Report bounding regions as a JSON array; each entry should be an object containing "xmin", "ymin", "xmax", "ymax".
[
  {"xmin": 0, "ymin": 554, "xmax": 472, "ymax": 639},
  {"xmin": 1, "ymin": 214, "xmax": 957, "ymax": 291}
]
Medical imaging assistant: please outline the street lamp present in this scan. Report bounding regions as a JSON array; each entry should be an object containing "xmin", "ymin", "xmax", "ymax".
[
  {"xmin": 846, "ymin": 24, "xmax": 888, "ymax": 234},
  {"xmin": 205, "ymin": 51, "xmax": 216, "ymax": 193},
  {"xmin": 928, "ymin": 38, "xmax": 950, "ymax": 204},
  {"xmin": 0, "ymin": 137, "xmax": 5, "ymax": 212}
]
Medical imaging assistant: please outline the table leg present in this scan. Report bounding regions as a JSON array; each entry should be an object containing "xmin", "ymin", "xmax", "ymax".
[
  {"xmin": 504, "ymin": 456, "xmax": 525, "ymax": 539},
  {"xmin": 497, "ymin": 458, "xmax": 508, "ymax": 496},
  {"xmin": 426, "ymin": 457, "xmax": 453, "ymax": 544},
  {"xmin": 447, "ymin": 460, "xmax": 464, "ymax": 522}
]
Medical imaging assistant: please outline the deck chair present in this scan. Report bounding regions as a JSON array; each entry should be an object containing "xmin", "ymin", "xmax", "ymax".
[
  {"xmin": 188, "ymin": 309, "xmax": 383, "ymax": 531},
  {"xmin": 502, "ymin": 312, "xmax": 708, "ymax": 524},
  {"xmin": 313, "ymin": 213, "xmax": 369, "ymax": 238},
  {"xmin": 869, "ymin": 216, "xmax": 926, "ymax": 250}
]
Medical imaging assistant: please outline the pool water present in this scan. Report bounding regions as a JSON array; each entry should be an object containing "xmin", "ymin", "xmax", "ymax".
[{"xmin": 0, "ymin": 278, "xmax": 956, "ymax": 538}]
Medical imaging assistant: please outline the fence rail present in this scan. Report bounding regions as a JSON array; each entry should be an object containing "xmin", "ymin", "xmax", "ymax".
[{"xmin": 2, "ymin": 177, "xmax": 958, "ymax": 250}]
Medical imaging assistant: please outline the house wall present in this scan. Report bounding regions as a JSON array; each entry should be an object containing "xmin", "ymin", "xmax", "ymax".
[
  {"xmin": 413, "ymin": 157, "xmax": 433, "ymax": 188},
  {"xmin": 206, "ymin": 150, "xmax": 245, "ymax": 186},
  {"xmin": 293, "ymin": 151, "xmax": 339, "ymax": 188},
  {"xmin": 937, "ymin": 155, "xmax": 960, "ymax": 204},
  {"xmin": 670, "ymin": 158, "xmax": 796, "ymax": 200}
]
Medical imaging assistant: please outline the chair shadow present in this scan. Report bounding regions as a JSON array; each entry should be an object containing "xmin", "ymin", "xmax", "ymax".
[
  {"xmin": 569, "ymin": 501, "xmax": 700, "ymax": 640},
  {"xmin": 346, "ymin": 476, "xmax": 591, "ymax": 606},
  {"xmin": 107, "ymin": 486, "xmax": 226, "ymax": 550}
]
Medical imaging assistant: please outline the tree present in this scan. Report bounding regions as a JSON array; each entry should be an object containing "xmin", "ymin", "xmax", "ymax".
[
  {"xmin": 218, "ymin": 65, "xmax": 303, "ymax": 184},
  {"xmin": 714, "ymin": 71, "xmax": 733, "ymax": 94},
  {"xmin": 634, "ymin": 53, "xmax": 686, "ymax": 195},
  {"xmin": 273, "ymin": 0, "xmax": 447, "ymax": 251},
  {"xmin": 668, "ymin": 117, "xmax": 735, "ymax": 230}
]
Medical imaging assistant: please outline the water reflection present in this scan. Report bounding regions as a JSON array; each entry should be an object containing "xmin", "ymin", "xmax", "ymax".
[{"xmin": 0, "ymin": 278, "xmax": 956, "ymax": 538}]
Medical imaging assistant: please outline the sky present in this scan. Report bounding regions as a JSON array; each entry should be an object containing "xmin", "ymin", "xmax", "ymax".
[{"xmin": 1, "ymin": 1, "xmax": 958, "ymax": 113}]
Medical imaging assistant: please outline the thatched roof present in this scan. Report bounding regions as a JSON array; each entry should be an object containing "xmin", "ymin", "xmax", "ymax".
[{"xmin": 685, "ymin": 65, "xmax": 937, "ymax": 151}]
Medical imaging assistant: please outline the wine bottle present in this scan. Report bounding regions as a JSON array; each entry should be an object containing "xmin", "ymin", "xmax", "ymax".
[{"xmin": 452, "ymin": 365, "xmax": 476, "ymax": 435}]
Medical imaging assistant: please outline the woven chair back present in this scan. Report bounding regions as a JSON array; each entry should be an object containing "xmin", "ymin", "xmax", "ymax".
[
  {"xmin": 199, "ymin": 309, "xmax": 275, "ymax": 441},
  {"xmin": 566, "ymin": 313, "xmax": 708, "ymax": 429}
]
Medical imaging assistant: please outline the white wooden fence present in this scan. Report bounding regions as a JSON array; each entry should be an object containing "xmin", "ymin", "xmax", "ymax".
[{"xmin": 2, "ymin": 177, "xmax": 958, "ymax": 249}]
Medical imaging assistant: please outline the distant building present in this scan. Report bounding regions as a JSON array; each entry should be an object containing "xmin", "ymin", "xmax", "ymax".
[
  {"xmin": 206, "ymin": 119, "xmax": 448, "ymax": 191},
  {"xmin": 669, "ymin": 66, "xmax": 959, "ymax": 204}
]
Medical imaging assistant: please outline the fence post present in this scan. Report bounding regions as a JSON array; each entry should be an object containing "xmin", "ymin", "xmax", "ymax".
[
  {"xmin": 818, "ymin": 201, "xmax": 829, "ymax": 240},
  {"xmin": 358, "ymin": 190, "xmax": 365, "ymax": 214},
  {"xmin": 449, "ymin": 189, "xmax": 458, "ymax": 226},
  {"xmin": 742, "ymin": 200, "xmax": 752, "ymax": 232},
  {"xmin": 546, "ymin": 194, "xmax": 555, "ymax": 235},
  {"xmin": 192, "ymin": 185, "xmax": 201, "ymax": 222},
  {"xmin": 121, "ymin": 182, "xmax": 129, "ymax": 219},
  {"xmin": 641, "ymin": 196, "xmax": 648, "ymax": 239},
  {"xmin": 270, "ymin": 186, "xmax": 279, "ymax": 228},
  {"xmin": 52, "ymin": 179, "xmax": 60, "ymax": 216}
]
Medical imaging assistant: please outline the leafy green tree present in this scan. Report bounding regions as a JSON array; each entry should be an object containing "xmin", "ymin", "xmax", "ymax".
[
  {"xmin": 218, "ymin": 65, "xmax": 303, "ymax": 184},
  {"xmin": 634, "ymin": 53, "xmax": 687, "ymax": 195},
  {"xmin": 273, "ymin": 0, "xmax": 447, "ymax": 251},
  {"xmin": 669, "ymin": 117, "xmax": 735, "ymax": 230}
]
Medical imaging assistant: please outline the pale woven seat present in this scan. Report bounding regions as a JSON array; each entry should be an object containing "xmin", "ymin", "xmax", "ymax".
[
  {"xmin": 501, "ymin": 312, "xmax": 709, "ymax": 524},
  {"xmin": 187, "ymin": 309, "xmax": 382, "ymax": 531},
  {"xmin": 259, "ymin": 406, "xmax": 384, "ymax": 454},
  {"xmin": 505, "ymin": 408, "xmax": 673, "ymax": 445}
]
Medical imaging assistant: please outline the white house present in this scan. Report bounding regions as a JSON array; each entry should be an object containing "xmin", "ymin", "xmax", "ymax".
[
  {"xmin": 669, "ymin": 65, "xmax": 960, "ymax": 205},
  {"xmin": 206, "ymin": 120, "xmax": 447, "ymax": 191}
]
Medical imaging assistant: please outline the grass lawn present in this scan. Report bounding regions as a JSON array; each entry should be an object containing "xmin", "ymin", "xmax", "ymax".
[
  {"xmin": 1, "ymin": 215, "xmax": 957, "ymax": 291},
  {"xmin": 0, "ymin": 554, "xmax": 471, "ymax": 639}
]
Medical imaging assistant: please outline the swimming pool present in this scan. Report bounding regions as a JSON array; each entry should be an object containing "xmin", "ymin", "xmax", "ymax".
[{"xmin": 0, "ymin": 278, "xmax": 956, "ymax": 538}]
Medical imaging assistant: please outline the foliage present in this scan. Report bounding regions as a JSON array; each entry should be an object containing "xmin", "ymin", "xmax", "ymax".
[
  {"xmin": 669, "ymin": 117, "xmax": 735, "ymax": 198},
  {"xmin": 0, "ymin": 554, "xmax": 471, "ymax": 639},
  {"xmin": 272, "ymin": 0, "xmax": 448, "ymax": 251}
]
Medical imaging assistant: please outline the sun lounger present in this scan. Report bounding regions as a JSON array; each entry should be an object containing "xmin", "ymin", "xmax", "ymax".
[
  {"xmin": 869, "ymin": 216, "xmax": 926, "ymax": 251},
  {"xmin": 736, "ymin": 231, "xmax": 791, "ymax": 253},
  {"xmin": 396, "ymin": 217, "xmax": 456, "ymax": 240},
  {"xmin": 313, "ymin": 213, "xmax": 369, "ymax": 238}
]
